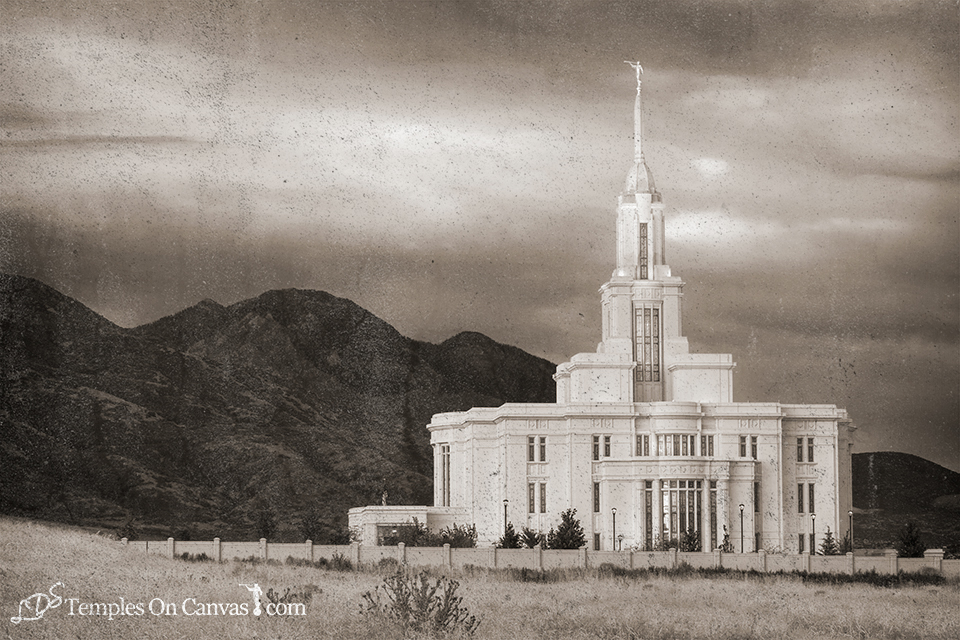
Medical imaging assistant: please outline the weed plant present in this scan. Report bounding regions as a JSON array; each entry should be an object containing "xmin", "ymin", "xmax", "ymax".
[{"xmin": 360, "ymin": 570, "xmax": 480, "ymax": 636}]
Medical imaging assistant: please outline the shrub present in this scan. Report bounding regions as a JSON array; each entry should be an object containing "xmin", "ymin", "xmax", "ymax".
[
  {"xmin": 895, "ymin": 521, "xmax": 926, "ymax": 558},
  {"xmin": 360, "ymin": 570, "xmax": 480, "ymax": 635},
  {"xmin": 329, "ymin": 552, "xmax": 353, "ymax": 571},
  {"xmin": 117, "ymin": 516, "xmax": 140, "ymax": 541},
  {"xmin": 265, "ymin": 585, "xmax": 318, "ymax": 606},
  {"xmin": 378, "ymin": 557, "xmax": 400, "ymax": 571},
  {"xmin": 520, "ymin": 526, "xmax": 546, "ymax": 549},
  {"xmin": 497, "ymin": 523, "xmax": 522, "ymax": 549},
  {"xmin": 546, "ymin": 509, "xmax": 586, "ymax": 549},
  {"xmin": 819, "ymin": 527, "xmax": 841, "ymax": 555},
  {"xmin": 719, "ymin": 526, "xmax": 734, "ymax": 553},
  {"xmin": 839, "ymin": 529, "xmax": 853, "ymax": 554},
  {"xmin": 680, "ymin": 528, "xmax": 701, "ymax": 552},
  {"xmin": 178, "ymin": 552, "xmax": 212, "ymax": 563},
  {"xmin": 380, "ymin": 519, "xmax": 477, "ymax": 548}
]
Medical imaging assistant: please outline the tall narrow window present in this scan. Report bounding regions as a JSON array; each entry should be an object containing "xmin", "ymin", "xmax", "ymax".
[
  {"xmin": 441, "ymin": 444, "xmax": 451, "ymax": 507},
  {"xmin": 539, "ymin": 482, "xmax": 547, "ymax": 514},
  {"xmin": 797, "ymin": 437, "xmax": 804, "ymax": 462},
  {"xmin": 798, "ymin": 533, "xmax": 805, "ymax": 553},
  {"xmin": 739, "ymin": 436, "xmax": 747, "ymax": 458},
  {"xmin": 639, "ymin": 223, "xmax": 648, "ymax": 280},
  {"xmin": 808, "ymin": 484, "xmax": 815, "ymax": 514},
  {"xmin": 527, "ymin": 436, "xmax": 535, "ymax": 462},
  {"xmin": 528, "ymin": 483, "xmax": 535, "ymax": 514},
  {"xmin": 709, "ymin": 481, "xmax": 718, "ymax": 550},
  {"xmin": 593, "ymin": 482, "xmax": 600, "ymax": 513},
  {"xmin": 797, "ymin": 483, "xmax": 804, "ymax": 513},
  {"xmin": 681, "ymin": 435, "xmax": 688, "ymax": 456},
  {"xmin": 539, "ymin": 436, "xmax": 547, "ymax": 462},
  {"xmin": 604, "ymin": 435, "xmax": 611, "ymax": 457},
  {"xmin": 708, "ymin": 435, "xmax": 714, "ymax": 457},
  {"xmin": 636, "ymin": 306, "xmax": 661, "ymax": 383},
  {"xmin": 751, "ymin": 436, "xmax": 758, "ymax": 460},
  {"xmin": 645, "ymin": 480, "xmax": 654, "ymax": 550},
  {"xmin": 636, "ymin": 434, "xmax": 649, "ymax": 456},
  {"xmin": 594, "ymin": 533, "xmax": 601, "ymax": 551},
  {"xmin": 592, "ymin": 435, "xmax": 600, "ymax": 461},
  {"xmin": 754, "ymin": 482, "xmax": 760, "ymax": 512},
  {"xmin": 807, "ymin": 438, "xmax": 815, "ymax": 463}
]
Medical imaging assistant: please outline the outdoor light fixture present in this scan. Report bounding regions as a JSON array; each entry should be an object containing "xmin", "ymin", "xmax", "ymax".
[
  {"xmin": 617, "ymin": 534, "xmax": 624, "ymax": 551},
  {"xmin": 612, "ymin": 507, "xmax": 617, "ymax": 551},
  {"xmin": 503, "ymin": 499, "xmax": 508, "ymax": 534},
  {"xmin": 811, "ymin": 512, "xmax": 816, "ymax": 555},
  {"xmin": 848, "ymin": 510, "xmax": 854, "ymax": 552},
  {"xmin": 739, "ymin": 503, "xmax": 745, "ymax": 553}
]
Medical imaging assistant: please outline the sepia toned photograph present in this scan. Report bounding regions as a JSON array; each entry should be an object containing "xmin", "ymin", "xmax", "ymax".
[{"xmin": 1, "ymin": 1, "xmax": 957, "ymax": 638}]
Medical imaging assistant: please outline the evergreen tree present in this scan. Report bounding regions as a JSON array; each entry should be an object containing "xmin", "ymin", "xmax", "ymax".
[
  {"xmin": 719, "ymin": 525, "xmax": 734, "ymax": 553},
  {"xmin": 839, "ymin": 529, "xmax": 853, "ymax": 554},
  {"xmin": 497, "ymin": 522, "xmax": 522, "ymax": 549},
  {"xmin": 520, "ymin": 526, "xmax": 546, "ymax": 548},
  {"xmin": 546, "ymin": 508, "xmax": 586, "ymax": 549},
  {"xmin": 895, "ymin": 521, "xmax": 926, "ymax": 558},
  {"xmin": 680, "ymin": 528, "xmax": 702, "ymax": 552},
  {"xmin": 819, "ymin": 527, "xmax": 841, "ymax": 555}
]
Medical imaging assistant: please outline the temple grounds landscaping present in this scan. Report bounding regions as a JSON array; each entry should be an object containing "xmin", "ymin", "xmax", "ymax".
[{"xmin": 2, "ymin": 517, "xmax": 957, "ymax": 639}]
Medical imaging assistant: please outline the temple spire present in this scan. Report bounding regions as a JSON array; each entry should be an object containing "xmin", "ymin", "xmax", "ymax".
[{"xmin": 625, "ymin": 61, "xmax": 643, "ymax": 162}]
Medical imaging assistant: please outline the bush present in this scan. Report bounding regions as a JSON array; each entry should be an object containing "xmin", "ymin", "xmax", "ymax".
[
  {"xmin": 178, "ymin": 552, "xmax": 212, "ymax": 563},
  {"xmin": 520, "ymin": 526, "xmax": 546, "ymax": 549},
  {"xmin": 497, "ymin": 523, "xmax": 522, "ymax": 549},
  {"xmin": 546, "ymin": 509, "xmax": 586, "ymax": 549},
  {"xmin": 719, "ymin": 526, "xmax": 734, "ymax": 553},
  {"xmin": 819, "ymin": 527, "xmax": 841, "ymax": 555},
  {"xmin": 360, "ymin": 570, "xmax": 480, "ymax": 635},
  {"xmin": 380, "ymin": 519, "xmax": 478, "ymax": 548},
  {"xmin": 265, "ymin": 585, "xmax": 318, "ymax": 606},
  {"xmin": 895, "ymin": 522, "xmax": 926, "ymax": 558},
  {"xmin": 680, "ymin": 528, "xmax": 701, "ymax": 552}
]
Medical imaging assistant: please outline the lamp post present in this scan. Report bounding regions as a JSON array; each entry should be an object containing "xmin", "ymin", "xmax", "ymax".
[
  {"xmin": 503, "ymin": 499, "xmax": 508, "ymax": 535},
  {"xmin": 611, "ymin": 507, "xmax": 617, "ymax": 551},
  {"xmin": 618, "ymin": 534, "xmax": 624, "ymax": 551},
  {"xmin": 848, "ymin": 510, "xmax": 854, "ymax": 552},
  {"xmin": 811, "ymin": 512, "xmax": 816, "ymax": 555},
  {"xmin": 738, "ymin": 504, "xmax": 745, "ymax": 553}
]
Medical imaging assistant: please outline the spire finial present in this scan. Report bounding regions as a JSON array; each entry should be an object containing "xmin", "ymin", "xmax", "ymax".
[
  {"xmin": 624, "ymin": 60, "xmax": 643, "ymax": 96},
  {"xmin": 625, "ymin": 61, "xmax": 644, "ymax": 162}
]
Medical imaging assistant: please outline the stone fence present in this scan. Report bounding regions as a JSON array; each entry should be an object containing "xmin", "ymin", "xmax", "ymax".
[{"xmin": 121, "ymin": 538, "xmax": 959, "ymax": 578}]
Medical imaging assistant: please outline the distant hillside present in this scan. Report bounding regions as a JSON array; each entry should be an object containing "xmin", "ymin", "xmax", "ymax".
[
  {"xmin": 0, "ymin": 274, "xmax": 556, "ymax": 541},
  {"xmin": 853, "ymin": 452, "xmax": 960, "ymax": 512}
]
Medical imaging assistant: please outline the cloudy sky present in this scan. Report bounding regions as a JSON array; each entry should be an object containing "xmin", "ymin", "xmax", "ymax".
[{"xmin": 2, "ymin": 0, "xmax": 957, "ymax": 471}]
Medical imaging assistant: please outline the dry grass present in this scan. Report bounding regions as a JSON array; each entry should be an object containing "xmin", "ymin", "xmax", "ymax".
[{"xmin": 1, "ymin": 517, "xmax": 957, "ymax": 639}]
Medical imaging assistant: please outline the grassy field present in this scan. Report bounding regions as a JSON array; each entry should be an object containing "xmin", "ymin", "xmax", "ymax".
[{"xmin": 1, "ymin": 517, "xmax": 957, "ymax": 640}]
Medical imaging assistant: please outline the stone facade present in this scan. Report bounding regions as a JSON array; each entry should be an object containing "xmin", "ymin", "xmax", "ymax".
[{"xmin": 349, "ymin": 79, "xmax": 855, "ymax": 552}]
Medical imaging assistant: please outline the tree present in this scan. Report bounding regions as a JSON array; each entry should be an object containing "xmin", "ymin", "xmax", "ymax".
[
  {"xmin": 299, "ymin": 507, "xmax": 326, "ymax": 542},
  {"xmin": 680, "ymin": 528, "xmax": 702, "ymax": 552},
  {"xmin": 895, "ymin": 521, "xmax": 926, "ymax": 558},
  {"xmin": 254, "ymin": 506, "xmax": 277, "ymax": 540},
  {"xmin": 520, "ymin": 526, "xmax": 546, "ymax": 549},
  {"xmin": 719, "ymin": 525, "xmax": 734, "ymax": 553},
  {"xmin": 546, "ymin": 508, "xmax": 586, "ymax": 549},
  {"xmin": 819, "ymin": 527, "xmax": 841, "ymax": 555},
  {"xmin": 839, "ymin": 529, "xmax": 853, "ymax": 554},
  {"xmin": 497, "ymin": 522, "xmax": 522, "ymax": 549}
]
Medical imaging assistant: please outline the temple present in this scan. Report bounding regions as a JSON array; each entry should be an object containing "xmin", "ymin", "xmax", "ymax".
[{"xmin": 350, "ymin": 68, "xmax": 855, "ymax": 553}]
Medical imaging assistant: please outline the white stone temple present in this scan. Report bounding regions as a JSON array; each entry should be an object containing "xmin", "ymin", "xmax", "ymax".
[{"xmin": 350, "ymin": 68, "xmax": 855, "ymax": 553}]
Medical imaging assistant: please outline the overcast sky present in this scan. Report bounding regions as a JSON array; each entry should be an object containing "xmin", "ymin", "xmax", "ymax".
[{"xmin": 2, "ymin": 0, "xmax": 957, "ymax": 471}]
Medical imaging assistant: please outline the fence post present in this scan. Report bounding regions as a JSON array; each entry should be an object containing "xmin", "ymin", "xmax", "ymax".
[
  {"xmin": 398, "ymin": 542, "xmax": 406, "ymax": 565},
  {"xmin": 629, "ymin": 549, "xmax": 635, "ymax": 570},
  {"xmin": 534, "ymin": 544, "xmax": 542, "ymax": 570},
  {"xmin": 168, "ymin": 537, "xmax": 175, "ymax": 559},
  {"xmin": 579, "ymin": 546, "xmax": 587, "ymax": 569},
  {"xmin": 846, "ymin": 551, "xmax": 854, "ymax": 574},
  {"xmin": 213, "ymin": 538, "xmax": 221, "ymax": 563},
  {"xmin": 714, "ymin": 548, "xmax": 722, "ymax": 569},
  {"xmin": 305, "ymin": 540, "xmax": 313, "ymax": 562},
  {"xmin": 758, "ymin": 549, "xmax": 766, "ymax": 573},
  {"xmin": 670, "ymin": 547, "xmax": 677, "ymax": 569},
  {"xmin": 924, "ymin": 549, "xmax": 944, "ymax": 574},
  {"xmin": 801, "ymin": 551, "xmax": 810, "ymax": 574},
  {"xmin": 259, "ymin": 538, "xmax": 267, "ymax": 560},
  {"xmin": 121, "ymin": 537, "xmax": 128, "ymax": 545},
  {"xmin": 443, "ymin": 543, "xmax": 451, "ymax": 568},
  {"xmin": 352, "ymin": 542, "xmax": 361, "ymax": 567},
  {"xmin": 491, "ymin": 545, "xmax": 498, "ymax": 569},
  {"xmin": 883, "ymin": 548, "xmax": 898, "ymax": 574}
]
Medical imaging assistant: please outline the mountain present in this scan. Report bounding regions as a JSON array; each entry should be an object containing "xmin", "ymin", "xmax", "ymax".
[
  {"xmin": 0, "ymin": 274, "xmax": 556, "ymax": 541},
  {"xmin": 851, "ymin": 451, "xmax": 960, "ymax": 550}
]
